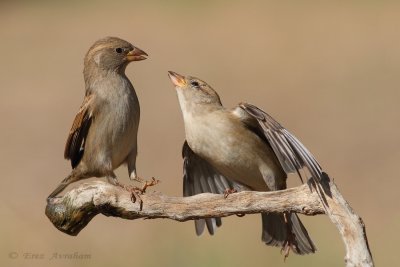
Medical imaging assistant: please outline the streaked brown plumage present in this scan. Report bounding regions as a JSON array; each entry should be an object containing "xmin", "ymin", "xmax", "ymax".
[
  {"xmin": 48, "ymin": 37, "xmax": 148, "ymax": 199},
  {"xmin": 169, "ymin": 71, "xmax": 325, "ymax": 255}
]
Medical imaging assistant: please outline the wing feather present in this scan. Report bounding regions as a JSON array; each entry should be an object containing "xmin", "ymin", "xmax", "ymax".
[
  {"xmin": 182, "ymin": 141, "xmax": 249, "ymax": 235},
  {"xmin": 64, "ymin": 94, "xmax": 94, "ymax": 168},
  {"xmin": 238, "ymin": 103, "xmax": 323, "ymax": 183}
]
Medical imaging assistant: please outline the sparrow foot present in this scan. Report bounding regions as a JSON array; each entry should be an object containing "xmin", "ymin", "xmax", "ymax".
[
  {"xmin": 280, "ymin": 212, "xmax": 297, "ymax": 261},
  {"xmin": 140, "ymin": 177, "xmax": 160, "ymax": 193},
  {"xmin": 114, "ymin": 182, "xmax": 144, "ymax": 210},
  {"xmin": 223, "ymin": 188, "xmax": 237, "ymax": 198},
  {"xmin": 122, "ymin": 177, "xmax": 160, "ymax": 210},
  {"xmin": 132, "ymin": 177, "xmax": 160, "ymax": 193},
  {"xmin": 281, "ymin": 241, "xmax": 291, "ymax": 261},
  {"xmin": 127, "ymin": 186, "xmax": 144, "ymax": 211}
]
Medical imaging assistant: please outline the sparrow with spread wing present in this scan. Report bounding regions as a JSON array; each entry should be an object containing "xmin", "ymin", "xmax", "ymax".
[{"xmin": 168, "ymin": 71, "xmax": 325, "ymax": 256}]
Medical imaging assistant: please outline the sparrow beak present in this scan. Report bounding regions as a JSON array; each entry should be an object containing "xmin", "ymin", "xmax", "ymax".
[
  {"xmin": 168, "ymin": 71, "xmax": 186, "ymax": 87},
  {"xmin": 126, "ymin": 47, "xmax": 148, "ymax": 61}
]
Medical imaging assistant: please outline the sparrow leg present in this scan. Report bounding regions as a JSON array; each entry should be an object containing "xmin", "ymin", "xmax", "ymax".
[
  {"xmin": 129, "ymin": 178, "xmax": 160, "ymax": 210},
  {"xmin": 130, "ymin": 176, "xmax": 160, "ymax": 193},
  {"xmin": 281, "ymin": 242, "xmax": 291, "ymax": 261},
  {"xmin": 127, "ymin": 152, "xmax": 160, "ymax": 193},
  {"xmin": 280, "ymin": 212, "xmax": 297, "ymax": 260},
  {"xmin": 119, "ymin": 183, "xmax": 144, "ymax": 210},
  {"xmin": 223, "ymin": 188, "xmax": 237, "ymax": 198},
  {"xmin": 127, "ymin": 149, "xmax": 138, "ymax": 181},
  {"xmin": 107, "ymin": 174, "xmax": 144, "ymax": 210},
  {"xmin": 125, "ymin": 185, "xmax": 144, "ymax": 210}
]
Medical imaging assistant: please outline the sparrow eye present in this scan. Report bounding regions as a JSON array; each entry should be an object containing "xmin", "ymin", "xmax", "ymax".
[
  {"xmin": 190, "ymin": 81, "xmax": 200, "ymax": 87},
  {"xmin": 115, "ymin": 48, "xmax": 123, "ymax": 54}
]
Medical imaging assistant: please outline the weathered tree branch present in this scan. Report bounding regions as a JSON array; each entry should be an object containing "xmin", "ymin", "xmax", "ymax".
[{"xmin": 45, "ymin": 174, "xmax": 373, "ymax": 267}]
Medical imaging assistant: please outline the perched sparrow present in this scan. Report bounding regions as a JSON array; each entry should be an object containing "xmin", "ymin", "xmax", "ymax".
[
  {"xmin": 48, "ymin": 37, "xmax": 150, "ymax": 200},
  {"xmin": 168, "ymin": 71, "xmax": 325, "ymax": 256}
]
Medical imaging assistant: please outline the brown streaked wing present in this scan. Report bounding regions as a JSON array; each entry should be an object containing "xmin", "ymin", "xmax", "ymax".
[{"xmin": 64, "ymin": 94, "xmax": 94, "ymax": 168}]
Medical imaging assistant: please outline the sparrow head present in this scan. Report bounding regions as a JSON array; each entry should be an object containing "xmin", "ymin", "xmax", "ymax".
[
  {"xmin": 168, "ymin": 71, "xmax": 222, "ymax": 114},
  {"xmin": 84, "ymin": 37, "xmax": 148, "ymax": 72}
]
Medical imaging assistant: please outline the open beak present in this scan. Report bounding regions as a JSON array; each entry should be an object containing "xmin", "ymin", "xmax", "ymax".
[
  {"xmin": 168, "ymin": 71, "xmax": 186, "ymax": 87},
  {"xmin": 126, "ymin": 47, "xmax": 148, "ymax": 61}
]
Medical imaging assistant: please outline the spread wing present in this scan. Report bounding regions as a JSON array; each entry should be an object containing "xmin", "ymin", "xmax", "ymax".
[
  {"xmin": 182, "ymin": 141, "xmax": 250, "ymax": 235},
  {"xmin": 64, "ymin": 94, "xmax": 94, "ymax": 168},
  {"xmin": 236, "ymin": 103, "xmax": 323, "ymax": 184}
]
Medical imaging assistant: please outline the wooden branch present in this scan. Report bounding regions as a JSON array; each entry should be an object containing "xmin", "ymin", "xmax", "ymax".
[
  {"xmin": 45, "ymin": 174, "xmax": 373, "ymax": 267},
  {"xmin": 317, "ymin": 173, "xmax": 374, "ymax": 267}
]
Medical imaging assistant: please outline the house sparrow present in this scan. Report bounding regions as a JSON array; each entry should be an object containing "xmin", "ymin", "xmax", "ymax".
[
  {"xmin": 48, "ymin": 37, "xmax": 153, "ymax": 201},
  {"xmin": 168, "ymin": 71, "xmax": 324, "ymax": 256}
]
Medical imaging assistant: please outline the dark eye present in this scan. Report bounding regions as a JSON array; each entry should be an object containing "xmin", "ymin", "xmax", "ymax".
[
  {"xmin": 190, "ymin": 81, "xmax": 200, "ymax": 87},
  {"xmin": 115, "ymin": 48, "xmax": 123, "ymax": 53}
]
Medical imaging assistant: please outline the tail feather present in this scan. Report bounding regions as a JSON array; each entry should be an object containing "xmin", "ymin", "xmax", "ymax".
[
  {"xmin": 290, "ymin": 213, "xmax": 316, "ymax": 254},
  {"xmin": 261, "ymin": 213, "xmax": 287, "ymax": 246},
  {"xmin": 261, "ymin": 212, "xmax": 316, "ymax": 255},
  {"xmin": 194, "ymin": 218, "xmax": 221, "ymax": 236},
  {"xmin": 195, "ymin": 219, "xmax": 206, "ymax": 236},
  {"xmin": 47, "ymin": 174, "xmax": 76, "ymax": 200}
]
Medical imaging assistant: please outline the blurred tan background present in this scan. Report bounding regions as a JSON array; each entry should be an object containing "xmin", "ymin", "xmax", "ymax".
[{"xmin": 0, "ymin": 1, "xmax": 399, "ymax": 266}]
